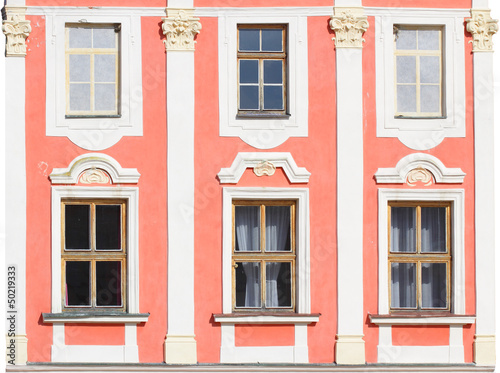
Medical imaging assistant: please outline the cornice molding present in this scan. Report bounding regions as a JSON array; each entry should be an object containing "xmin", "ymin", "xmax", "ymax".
[
  {"xmin": 466, "ymin": 9, "xmax": 498, "ymax": 52},
  {"xmin": 162, "ymin": 8, "xmax": 201, "ymax": 51},
  {"xmin": 2, "ymin": 6, "xmax": 31, "ymax": 57},
  {"xmin": 330, "ymin": 7, "xmax": 368, "ymax": 48}
]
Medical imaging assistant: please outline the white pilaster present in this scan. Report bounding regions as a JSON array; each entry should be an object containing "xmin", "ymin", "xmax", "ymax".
[{"xmin": 330, "ymin": 7, "xmax": 367, "ymax": 365}]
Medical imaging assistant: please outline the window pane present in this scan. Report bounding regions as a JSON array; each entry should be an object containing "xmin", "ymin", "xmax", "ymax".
[
  {"xmin": 235, "ymin": 262, "xmax": 261, "ymax": 307},
  {"xmin": 396, "ymin": 56, "xmax": 416, "ymax": 84},
  {"xmin": 418, "ymin": 29, "xmax": 440, "ymax": 50},
  {"xmin": 69, "ymin": 54, "xmax": 91, "ymax": 82},
  {"xmin": 420, "ymin": 56, "xmax": 440, "ymax": 84},
  {"xmin": 262, "ymin": 29, "xmax": 283, "ymax": 52},
  {"xmin": 263, "ymin": 86, "xmax": 283, "ymax": 110},
  {"xmin": 239, "ymin": 29, "xmax": 260, "ymax": 51},
  {"xmin": 421, "ymin": 207, "xmax": 447, "ymax": 253},
  {"xmin": 95, "ymin": 84, "xmax": 117, "ymax": 112},
  {"xmin": 266, "ymin": 262, "xmax": 291, "ymax": 307},
  {"xmin": 420, "ymin": 85, "xmax": 441, "ymax": 114},
  {"xmin": 391, "ymin": 262, "xmax": 416, "ymax": 308},
  {"xmin": 96, "ymin": 261, "xmax": 122, "ymax": 306},
  {"xmin": 263, "ymin": 60, "xmax": 283, "ymax": 84},
  {"xmin": 94, "ymin": 55, "xmax": 116, "ymax": 83},
  {"xmin": 397, "ymin": 85, "xmax": 417, "ymax": 113},
  {"xmin": 421, "ymin": 262, "xmax": 447, "ymax": 308},
  {"xmin": 391, "ymin": 207, "xmax": 416, "ymax": 252},
  {"xmin": 395, "ymin": 29, "xmax": 417, "ymax": 50},
  {"xmin": 66, "ymin": 261, "xmax": 90, "ymax": 306},
  {"xmin": 96, "ymin": 205, "xmax": 121, "ymax": 250},
  {"xmin": 69, "ymin": 27, "xmax": 92, "ymax": 48},
  {"xmin": 239, "ymin": 86, "xmax": 259, "ymax": 110},
  {"xmin": 93, "ymin": 28, "xmax": 116, "ymax": 49},
  {"xmin": 265, "ymin": 206, "xmax": 291, "ymax": 252},
  {"xmin": 239, "ymin": 60, "xmax": 259, "ymax": 84},
  {"xmin": 69, "ymin": 84, "xmax": 91, "ymax": 112},
  {"xmin": 65, "ymin": 204, "xmax": 90, "ymax": 250},
  {"xmin": 235, "ymin": 206, "xmax": 260, "ymax": 251}
]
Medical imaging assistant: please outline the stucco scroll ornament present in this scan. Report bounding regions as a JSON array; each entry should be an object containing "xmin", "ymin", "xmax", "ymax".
[
  {"xmin": 254, "ymin": 161, "xmax": 276, "ymax": 177},
  {"xmin": 406, "ymin": 167, "xmax": 433, "ymax": 187},
  {"xmin": 162, "ymin": 9, "xmax": 201, "ymax": 51},
  {"xmin": 466, "ymin": 10, "xmax": 498, "ymax": 52},
  {"xmin": 79, "ymin": 168, "xmax": 111, "ymax": 184},
  {"xmin": 2, "ymin": 10, "xmax": 31, "ymax": 57},
  {"xmin": 329, "ymin": 10, "xmax": 368, "ymax": 48}
]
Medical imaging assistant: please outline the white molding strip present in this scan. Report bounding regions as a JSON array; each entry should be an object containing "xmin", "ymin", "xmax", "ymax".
[
  {"xmin": 43, "ymin": 314, "xmax": 149, "ymax": 324},
  {"xmin": 370, "ymin": 315, "xmax": 475, "ymax": 325},
  {"xmin": 218, "ymin": 153, "xmax": 310, "ymax": 184},
  {"xmin": 214, "ymin": 314, "xmax": 319, "ymax": 324},
  {"xmin": 375, "ymin": 154, "xmax": 466, "ymax": 184},
  {"xmin": 49, "ymin": 153, "xmax": 141, "ymax": 184}
]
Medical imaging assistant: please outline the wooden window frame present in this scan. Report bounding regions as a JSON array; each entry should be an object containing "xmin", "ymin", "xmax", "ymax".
[
  {"xmin": 232, "ymin": 200, "xmax": 296, "ymax": 312},
  {"xmin": 393, "ymin": 25, "xmax": 444, "ymax": 119},
  {"xmin": 237, "ymin": 24, "xmax": 287, "ymax": 117},
  {"xmin": 388, "ymin": 201, "xmax": 451, "ymax": 312},
  {"xmin": 61, "ymin": 199, "xmax": 127, "ymax": 312},
  {"xmin": 65, "ymin": 23, "xmax": 121, "ymax": 118}
]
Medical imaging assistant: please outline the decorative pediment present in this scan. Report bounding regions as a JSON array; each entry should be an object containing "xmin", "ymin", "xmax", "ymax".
[
  {"xmin": 50, "ymin": 153, "xmax": 140, "ymax": 184},
  {"xmin": 466, "ymin": 10, "xmax": 498, "ymax": 52},
  {"xmin": 162, "ymin": 8, "xmax": 201, "ymax": 51}
]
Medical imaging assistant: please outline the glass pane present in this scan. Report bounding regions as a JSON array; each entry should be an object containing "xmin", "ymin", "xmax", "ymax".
[
  {"xmin": 96, "ymin": 205, "xmax": 121, "ymax": 250},
  {"xmin": 263, "ymin": 60, "xmax": 283, "ymax": 84},
  {"xmin": 95, "ymin": 84, "xmax": 117, "ymax": 112},
  {"xmin": 265, "ymin": 206, "xmax": 291, "ymax": 252},
  {"xmin": 420, "ymin": 56, "xmax": 440, "ymax": 84},
  {"xmin": 418, "ymin": 29, "xmax": 440, "ymax": 50},
  {"xmin": 395, "ymin": 29, "xmax": 417, "ymax": 50},
  {"xmin": 235, "ymin": 262, "xmax": 261, "ymax": 307},
  {"xmin": 69, "ymin": 27, "xmax": 92, "ymax": 48},
  {"xmin": 69, "ymin": 84, "xmax": 91, "ymax": 112},
  {"xmin": 263, "ymin": 86, "xmax": 283, "ymax": 110},
  {"xmin": 235, "ymin": 206, "xmax": 260, "ymax": 251},
  {"xmin": 94, "ymin": 55, "xmax": 116, "ymax": 83},
  {"xmin": 65, "ymin": 204, "xmax": 90, "ymax": 250},
  {"xmin": 266, "ymin": 262, "xmax": 291, "ymax": 307},
  {"xmin": 239, "ymin": 60, "xmax": 259, "ymax": 84},
  {"xmin": 93, "ymin": 28, "xmax": 116, "ymax": 49},
  {"xmin": 391, "ymin": 262, "xmax": 416, "ymax": 308},
  {"xmin": 420, "ymin": 85, "xmax": 441, "ymax": 114},
  {"xmin": 396, "ymin": 56, "xmax": 416, "ymax": 84},
  {"xmin": 96, "ymin": 261, "xmax": 122, "ymax": 306},
  {"xmin": 397, "ymin": 85, "xmax": 417, "ymax": 113},
  {"xmin": 239, "ymin": 86, "xmax": 259, "ymax": 110},
  {"xmin": 65, "ymin": 261, "xmax": 90, "ymax": 306},
  {"xmin": 262, "ymin": 29, "xmax": 283, "ymax": 52},
  {"xmin": 422, "ymin": 263, "xmax": 447, "ymax": 308},
  {"xmin": 239, "ymin": 29, "xmax": 260, "ymax": 51},
  {"xmin": 421, "ymin": 207, "xmax": 447, "ymax": 252},
  {"xmin": 69, "ymin": 54, "xmax": 91, "ymax": 82},
  {"xmin": 390, "ymin": 207, "xmax": 416, "ymax": 252}
]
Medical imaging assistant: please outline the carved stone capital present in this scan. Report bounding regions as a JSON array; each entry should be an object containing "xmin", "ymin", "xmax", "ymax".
[
  {"xmin": 162, "ymin": 8, "xmax": 201, "ymax": 51},
  {"xmin": 2, "ymin": 6, "xmax": 31, "ymax": 57},
  {"xmin": 466, "ymin": 10, "xmax": 498, "ymax": 52},
  {"xmin": 329, "ymin": 8, "xmax": 368, "ymax": 48}
]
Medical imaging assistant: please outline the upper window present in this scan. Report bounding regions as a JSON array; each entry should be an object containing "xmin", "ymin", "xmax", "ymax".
[
  {"xmin": 65, "ymin": 24, "xmax": 120, "ymax": 118},
  {"xmin": 237, "ymin": 25, "xmax": 287, "ymax": 116},
  {"xmin": 233, "ymin": 200, "xmax": 295, "ymax": 311},
  {"xmin": 394, "ymin": 26, "xmax": 443, "ymax": 118}
]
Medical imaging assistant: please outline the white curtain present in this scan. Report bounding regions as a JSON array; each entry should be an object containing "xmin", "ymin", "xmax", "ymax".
[
  {"xmin": 391, "ymin": 262, "xmax": 416, "ymax": 308},
  {"xmin": 421, "ymin": 262, "xmax": 446, "ymax": 308},
  {"xmin": 391, "ymin": 207, "xmax": 416, "ymax": 252},
  {"xmin": 421, "ymin": 207, "xmax": 446, "ymax": 253},
  {"xmin": 241, "ymin": 262, "xmax": 261, "ymax": 307},
  {"xmin": 235, "ymin": 206, "xmax": 260, "ymax": 252}
]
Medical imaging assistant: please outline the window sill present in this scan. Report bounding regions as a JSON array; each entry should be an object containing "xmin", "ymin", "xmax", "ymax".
[
  {"xmin": 42, "ymin": 312, "xmax": 150, "ymax": 324},
  {"xmin": 236, "ymin": 113, "xmax": 291, "ymax": 119},
  {"xmin": 213, "ymin": 312, "xmax": 320, "ymax": 324},
  {"xmin": 369, "ymin": 313, "xmax": 475, "ymax": 325}
]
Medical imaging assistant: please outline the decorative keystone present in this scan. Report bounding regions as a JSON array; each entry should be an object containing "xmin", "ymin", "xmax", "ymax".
[
  {"xmin": 2, "ymin": 6, "xmax": 31, "ymax": 57},
  {"xmin": 466, "ymin": 10, "xmax": 498, "ymax": 52},
  {"xmin": 162, "ymin": 8, "xmax": 201, "ymax": 51},
  {"xmin": 329, "ymin": 8, "xmax": 368, "ymax": 48}
]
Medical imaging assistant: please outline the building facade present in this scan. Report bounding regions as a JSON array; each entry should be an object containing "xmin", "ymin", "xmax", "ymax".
[{"xmin": 3, "ymin": 0, "xmax": 498, "ymax": 370}]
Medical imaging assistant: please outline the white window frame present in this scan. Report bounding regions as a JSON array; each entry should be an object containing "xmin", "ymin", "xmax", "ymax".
[
  {"xmin": 218, "ymin": 12, "xmax": 308, "ymax": 150},
  {"xmin": 374, "ymin": 10, "xmax": 466, "ymax": 150},
  {"xmin": 378, "ymin": 189, "xmax": 465, "ymax": 317},
  {"xmin": 45, "ymin": 10, "xmax": 143, "ymax": 151}
]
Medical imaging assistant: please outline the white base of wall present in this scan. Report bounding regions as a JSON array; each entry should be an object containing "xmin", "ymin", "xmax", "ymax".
[
  {"xmin": 378, "ymin": 346, "xmax": 463, "ymax": 364},
  {"xmin": 5, "ymin": 335, "xmax": 28, "ymax": 365},
  {"xmin": 335, "ymin": 335, "xmax": 365, "ymax": 365},
  {"xmin": 474, "ymin": 335, "xmax": 496, "ymax": 366},
  {"xmin": 164, "ymin": 335, "xmax": 197, "ymax": 364},
  {"xmin": 52, "ymin": 345, "xmax": 139, "ymax": 363}
]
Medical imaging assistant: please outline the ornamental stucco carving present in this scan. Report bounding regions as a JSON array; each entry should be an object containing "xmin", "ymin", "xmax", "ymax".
[
  {"xmin": 79, "ymin": 168, "xmax": 111, "ymax": 184},
  {"xmin": 254, "ymin": 161, "xmax": 276, "ymax": 177},
  {"xmin": 162, "ymin": 9, "xmax": 201, "ymax": 51},
  {"xmin": 406, "ymin": 167, "xmax": 433, "ymax": 187},
  {"xmin": 466, "ymin": 10, "xmax": 498, "ymax": 52},
  {"xmin": 329, "ymin": 9, "xmax": 368, "ymax": 48},
  {"xmin": 2, "ymin": 7, "xmax": 31, "ymax": 57}
]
